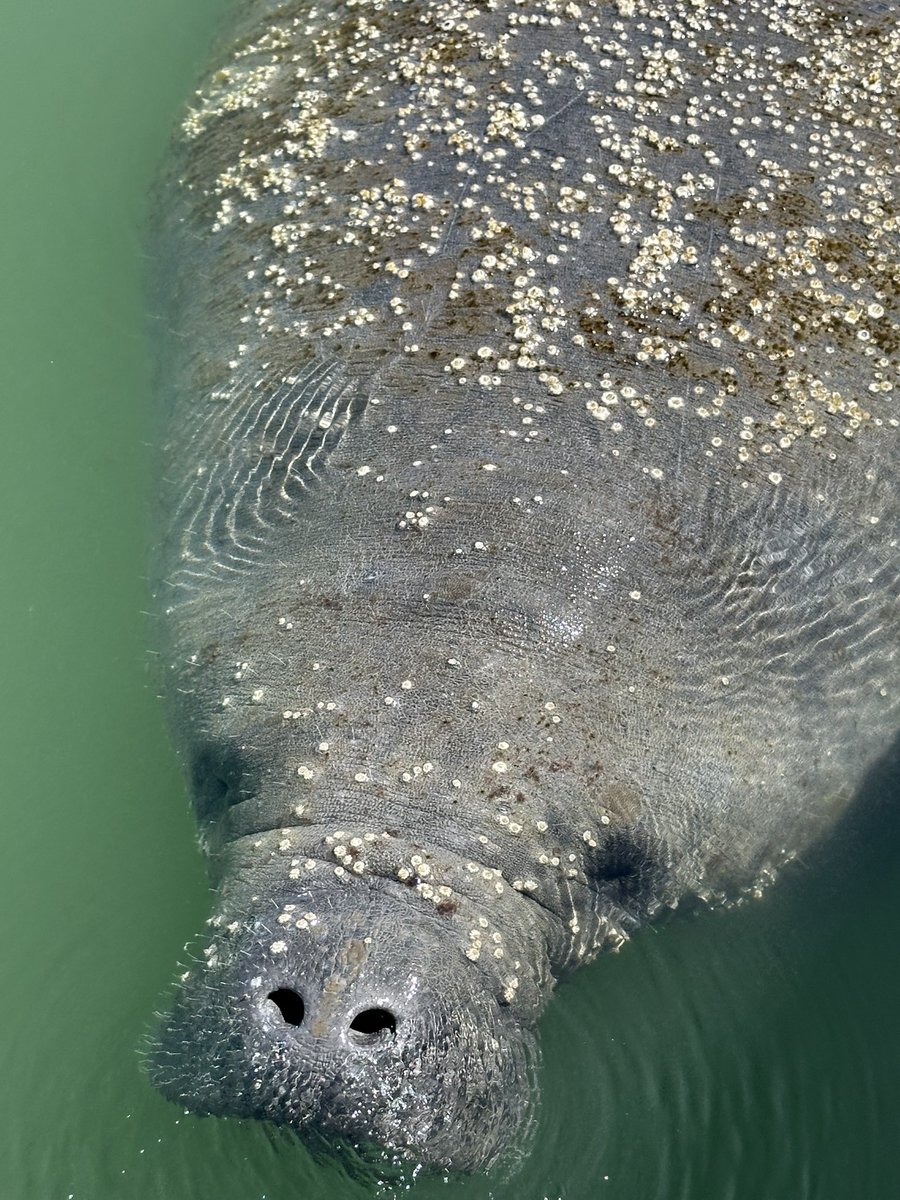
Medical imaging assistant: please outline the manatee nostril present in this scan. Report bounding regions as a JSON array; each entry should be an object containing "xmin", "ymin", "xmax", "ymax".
[
  {"xmin": 267, "ymin": 987, "xmax": 305, "ymax": 1026},
  {"xmin": 349, "ymin": 1007, "xmax": 397, "ymax": 1041}
]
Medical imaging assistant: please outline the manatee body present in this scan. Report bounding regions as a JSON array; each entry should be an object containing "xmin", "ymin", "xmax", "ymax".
[{"xmin": 149, "ymin": 0, "xmax": 900, "ymax": 1172}]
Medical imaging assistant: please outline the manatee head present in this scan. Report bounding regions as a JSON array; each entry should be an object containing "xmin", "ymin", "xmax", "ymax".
[{"xmin": 149, "ymin": 870, "xmax": 544, "ymax": 1173}]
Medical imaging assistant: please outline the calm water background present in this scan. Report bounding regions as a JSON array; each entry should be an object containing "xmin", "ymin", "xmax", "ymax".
[{"xmin": 1, "ymin": 3, "xmax": 898, "ymax": 1198}]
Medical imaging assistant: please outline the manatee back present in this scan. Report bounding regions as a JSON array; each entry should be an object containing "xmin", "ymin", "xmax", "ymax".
[{"xmin": 152, "ymin": 0, "xmax": 900, "ymax": 926}]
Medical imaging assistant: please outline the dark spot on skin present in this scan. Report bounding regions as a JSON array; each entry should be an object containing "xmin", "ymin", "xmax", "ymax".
[
  {"xmin": 436, "ymin": 898, "xmax": 459, "ymax": 915},
  {"xmin": 591, "ymin": 826, "xmax": 666, "ymax": 913},
  {"xmin": 191, "ymin": 745, "xmax": 257, "ymax": 823}
]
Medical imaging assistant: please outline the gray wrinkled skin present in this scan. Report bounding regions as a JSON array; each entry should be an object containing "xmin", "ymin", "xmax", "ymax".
[{"xmin": 149, "ymin": 0, "xmax": 899, "ymax": 1174}]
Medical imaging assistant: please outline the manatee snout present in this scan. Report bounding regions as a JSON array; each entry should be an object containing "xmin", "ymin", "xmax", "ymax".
[{"xmin": 150, "ymin": 881, "xmax": 539, "ymax": 1172}]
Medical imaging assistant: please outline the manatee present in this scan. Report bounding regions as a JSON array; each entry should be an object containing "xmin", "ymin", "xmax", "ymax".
[{"xmin": 148, "ymin": 0, "xmax": 900, "ymax": 1174}]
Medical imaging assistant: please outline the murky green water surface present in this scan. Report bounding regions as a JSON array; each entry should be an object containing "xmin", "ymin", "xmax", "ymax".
[{"xmin": 1, "ymin": 3, "xmax": 898, "ymax": 1198}]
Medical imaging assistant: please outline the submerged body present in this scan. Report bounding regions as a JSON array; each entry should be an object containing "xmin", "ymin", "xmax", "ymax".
[{"xmin": 150, "ymin": 0, "xmax": 899, "ymax": 1172}]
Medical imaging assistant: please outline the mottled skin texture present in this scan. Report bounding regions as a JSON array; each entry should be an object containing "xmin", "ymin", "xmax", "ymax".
[{"xmin": 150, "ymin": 0, "xmax": 899, "ymax": 1173}]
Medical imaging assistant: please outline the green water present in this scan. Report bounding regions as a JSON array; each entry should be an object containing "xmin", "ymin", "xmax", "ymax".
[{"xmin": 1, "ymin": 3, "xmax": 898, "ymax": 1198}]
